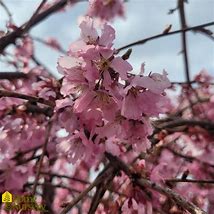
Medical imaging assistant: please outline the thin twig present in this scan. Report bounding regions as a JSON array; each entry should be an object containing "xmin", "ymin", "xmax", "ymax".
[
  {"xmin": 153, "ymin": 118, "xmax": 214, "ymax": 136},
  {"xmin": 27, "ymin": 182, "xmax": 82, "ymax": 194},
  {"xmin": 116, "ymin": 21, "xmax": 214, "ymax": 52},
  {"xmin": 60, "ymin": 164, "xmax": 112, "ymax": 214},
  {"xmin": 193, "ymin": 27, "xmax": 214, "ymax": 41},
  {"xmin": 31, "ymin": 120, "xmax": 52, "ymax": 195},
  {"xmin": 32, "ymin": 36, "xmax": 67, "ymax": 54},
  {"xmin": 41, "ymin": 171, "xmax": 89, "ymax": 184},
  {"xmin": 171, "ymin": 81, "xmax": 214, "ymax": 85},
  {"xmin": 165, "ymin": 178, "xmax": 214, "ymax": 184},
  {"xmin": 0, "ymin": 0, "xmax": 79, "ymax": 52},
  {"xmin": 0, "ymin": 0, "xmax": 13, "ymax": 21},
  {"xmin": 165, "ymin": 146, "xmax": 214, "ymax": 168},
  {"xmin": 13, "ymin": 145, "xmax": 43, "ymax": 158},
  {"xmin": 88, "ymin": 171, "xmax": 116, "ymax": 214}
]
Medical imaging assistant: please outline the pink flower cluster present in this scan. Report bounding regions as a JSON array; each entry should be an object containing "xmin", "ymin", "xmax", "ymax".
[
  {"xmin": 87, "ymin": 0, "xmax": 125, "ymax": 21},
  {"xmin": 56, "ymin": 17, "xmax": 171, "ymax": 164},
  {"xmin": 1, "ymin": 1, "xmax": 214, "ymax": 213}
]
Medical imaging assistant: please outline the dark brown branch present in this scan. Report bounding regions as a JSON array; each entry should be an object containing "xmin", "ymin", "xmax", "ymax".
[
  {"xmin": 0, "ymin": 102, "xmax": 53, "ymax": 118},
  {"xmin": 165, "ymin": 146, "xmax": 214, "ymax": 168},
  {"xmin": 165, "ymin": 178, "xmax": 214, "ymax": 184},
  {"xmin": 12, "ymin": 146, "xmax": 42, "ymax": 164},
  {"xmin": 60, "ymin": 164, "xmax": 113, "ymax": 214},
  {"xmin": 154, "ymin": 118, "xmax": 214, "ymax": 134},
  {"xmin": 25, "ymin": 103, "xmax": 54, "ymax": 116},
  {"xmin": 178, "ymin": 0, "xmax": 190, "ymax": 83},
  {"xmin": 42, "ymin": 159, "xmax": 56, "ymax": 213},
  {"xmin": 193, "ymin": 27, "xmax": 214, "ymax": 41},
  {"xmin": 0, "ymin": 0, "xmax": 77, "ymax": 53},
  {"xmin": 0, "ymin": 72, "xmax": 28, "ymax": 79},
  {"xmin": 116, "ymin": 21, "xmax": 214, "ymax": 52},
  {"xmin": 0, "ymin": 0, "xmax": 13, "ymax": 21},
  {"xmin": 171, "ymin": 80, "xmax": 214, "ymax": 85},
  {"xmin": 31, "ymin": 120, "xmax": 52, "ymax": 195},
  {"xmin": 16, "ymin": 154, "xmax": 41, "ymax": 165},
  {"xmin": 13, "ymin": 145, "xmax": 42, "ymax": 158},
  {"xmin": 26, "ymin": 182, "xmax": 81, "ymax": 194},
  {"xmin": 0, "ymin": 89, "xmax": 55, "ymax": 107},
  {"xmin": 88, "ymin": 171, "xmax": 116, "ymax": 214},
  {"xmin": 24, "ymin": 0, "xmax": 48, "ymax": 31},
  {"xmin": 105, "ymin": 152, "xmax": 206, "ymax": 214},
  {"xmin": 41, "ymin": 171, "xmax": 89, "ymax": 184}
]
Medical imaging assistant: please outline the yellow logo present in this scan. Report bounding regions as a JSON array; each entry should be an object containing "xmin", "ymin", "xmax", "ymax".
[{"xmin": 2, "ymin": 191, "xmax": 12, "ymax": 203}]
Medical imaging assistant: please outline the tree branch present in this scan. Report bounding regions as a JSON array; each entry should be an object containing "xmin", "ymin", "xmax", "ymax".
[
  {"xmin": 0, "ymin": 0, "xmax": 77, "ymax": 52},
  {"xmin": 178, "ymin": 0, "xmax": 190, "ymax": 83},
  {"xmin": 0, "ymin": 72, "xmax": 28, "ymax": 79},
  {"xmin": 165, "ymin": 178, "xmax": 214, "ymax": 184},
  {"xmin": 105, "ymin": 152, "xmax": 206, "ymax": 214},
  {"xmin": 31, "ymin": 120, "xmax": 52, "ymax": 195},
  {"xmin": 60, "ymin": 164, "xmax": 113, "ymax": 214},
  {"xmin": 0, "ymin": 0, "xmax": 13, "ymax": 21},
  {"xmin": 153, "ymin": 118, "xmax": 214, "ymax": 134},
  {"xmin": 116, "ymin": 21, "xmax": 214, "ymax": 52},
  {"xmin": 88, "ymin": 171, "xmax": 116, "ymax": 214},
  {"xmin": 164, "ymin": 146, "xmax": 214, "ymax": 168},
  {"xmin": 41, "ymin": 171, "xmax": 89, "ymax": 184},
  {"xmin": 0, "ymin": 89, "xmax": 55, "ymax": 107}
]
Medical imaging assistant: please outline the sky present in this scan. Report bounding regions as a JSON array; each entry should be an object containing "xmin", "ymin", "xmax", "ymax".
[{"xmin": 0, "ymin": 0, "xmax": 214, "ymax": 81}]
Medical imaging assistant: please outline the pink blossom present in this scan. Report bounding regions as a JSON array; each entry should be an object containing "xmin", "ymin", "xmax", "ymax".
[
  {"xmin": 132, "ymin": 70, "xmax": 171, "ymax": 94},
  {"xmin": 87, "ymin": 0, "xmax": 125, "ymax": 21},
  {"xmin": 122, "ymin": 198, "xmax": 145, "ymax": 214},
  {"xmin": 111, "ymin": 57, "xmax": 133, "ymax": 80},
  {"xmin": 55, "ymin": 97, "xmax": 73, "ymax": 110},
  {"xmin": 121, "ymin": 88, "xmax": 143, "ymax": 120},
  {"xmin": 105, "ymin": 137, "xmax": 121, "ymax": 156},
  {"xmin": 0, "ymin": 159, "xmax": 32, "ymax": 192},
  {"xmin": 73, "ymin": 89, "xmax": 96, "ymax": 113},
  {"xmin": 57, "ymin": 129, "xmax": 100, "ymax": 164}
]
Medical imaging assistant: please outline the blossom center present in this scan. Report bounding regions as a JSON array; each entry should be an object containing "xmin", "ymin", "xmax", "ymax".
[
  {"xmin": 96, "ymin": 58, "xmax": 110, "ymax": 71},
  {"xmin": 97, "ymin": 91, "xmax": 111, "ymax": 104}
]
